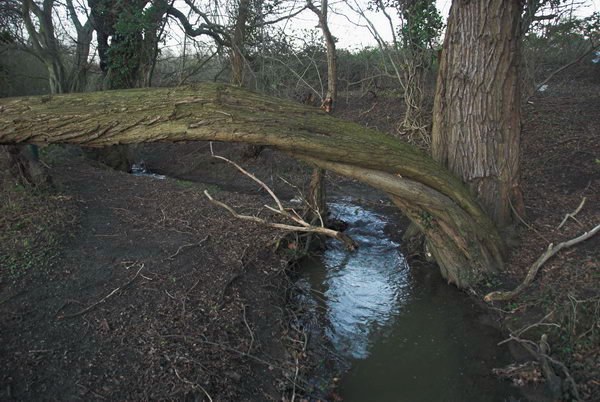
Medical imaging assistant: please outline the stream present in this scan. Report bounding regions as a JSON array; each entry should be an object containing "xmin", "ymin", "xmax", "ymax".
[{"xmin": 299, "ymin": 199, "xmax": 523, "ymax": 401}]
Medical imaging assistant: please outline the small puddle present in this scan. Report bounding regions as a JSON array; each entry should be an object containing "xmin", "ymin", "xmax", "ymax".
[{"xmin": 299, "ymin": 199, "xmax": 522, "ymax": 401}]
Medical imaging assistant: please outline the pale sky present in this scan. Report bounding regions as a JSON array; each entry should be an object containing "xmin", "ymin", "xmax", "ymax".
[
  {"xmin": 72, "ymin": 0, "xmax": 600, "ymax": 57},
  {"xmin": 314, "ymin": 0, "xmax": 599, "ymax": 50}
]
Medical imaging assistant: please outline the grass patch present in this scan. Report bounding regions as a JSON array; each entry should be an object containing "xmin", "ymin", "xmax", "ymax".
[
  {"xmin": 0, "ymin": 180, "xmax": 78, "ymax": 284},
  {"xmin": 175, "ymin": 180, "xmax": 196, "ymax": 188}
]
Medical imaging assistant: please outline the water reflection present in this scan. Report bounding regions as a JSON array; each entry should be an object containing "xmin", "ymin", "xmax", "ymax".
[
  {"xmin": 320, "ymin": 201, "xmax": 410, "ymax": 359},
  {"xmin": 300, "ymin": 200, "xmax": 521, "ymax": 401}
]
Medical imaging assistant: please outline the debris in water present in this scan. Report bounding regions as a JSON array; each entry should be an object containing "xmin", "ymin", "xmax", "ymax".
[{"xmin": 130, "ymin": 161, "xmax": 166, "ymax": 179}]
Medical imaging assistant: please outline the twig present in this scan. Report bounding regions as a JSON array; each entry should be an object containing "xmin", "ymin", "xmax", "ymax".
[
  {"xmin": 241, "ymin": 304, "xmax": 255, "ymax": 354},
  {"xmin": 498, "ymin": 311, "xmax": 559, "ymax": 345},
  {"xmin": 62, "ymin": 264, "xmax": 145, "ymax": 318},
  {"xmin": 500, "ymin": 334, "xmax": 581, "ymax": 401},
  {"xmin": 485, "ymin": 224, "xmax": 600, "ymax": 302},
  {"xmin": 162, "ymin": 334, "xmax": 308, "ymax": 391},
  {"xmin": 186, "ymin": 278, "xmax": 201, "ymax": 295},
  {"xmin": 291, "ymin": 357, "xmax": 299, "ymax": 402},
  {"xmin": 173, "ymin": 366, "xmax": 213, "ymax": 402},
  {"xmin": 210, "ymin": 142, "xmax": 283, "ymax": 207},
  {"xmin": 166, "ymin": 235, "xmax": 210, "ymax": 260},
  {"xmin": 509, "ymin": 197, "xmax": 550, "ymax": 243},
  {"xmin": 358, "ymin": 102, "xmax": 377, "ymax": 117},
  {"xmin": 557, "ymin": 197, "xmax": 586, "ymax": 230},
  {"xmin": 76, "ymin": 382, "xmax": 106, "ymax": 400}
]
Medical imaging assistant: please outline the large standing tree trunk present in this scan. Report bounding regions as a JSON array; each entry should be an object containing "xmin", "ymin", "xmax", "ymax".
[
  {"xmin": 431, "ymin": 0, "xmax": 524, "ymax": 230},
  {"xmin": 0, "ymin": 84, "xmax": 506, "ymax": 289},
  {"xmin": 397, "ymin": 0, "xmax": 440, "ymax": 145},
  {"xmin": 66, "ymin": 0, "xmax": 94, "ymax": 93},
  {"xmin": 89, "ymin": 0, "xmax": 167, "ymax": 90}
]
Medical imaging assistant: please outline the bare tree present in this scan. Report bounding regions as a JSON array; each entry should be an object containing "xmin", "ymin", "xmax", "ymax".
[
  {"xmin": 1, "ymin": 0, "xmax": 93, "ymax": 187},
  {"xmin": 17, "ymin": 0, "xmax": 93, "ymax": 94},
  {"xmin": 231, "ymin": 0, "xmax": 251, "ymax": 86},
  {"xmin": 307, "ymin": 0, "xmax": 336, "ymax": 112},
  {"xmin": 344, "ymin": 0, "xmax": 440, "ymax": 147}
]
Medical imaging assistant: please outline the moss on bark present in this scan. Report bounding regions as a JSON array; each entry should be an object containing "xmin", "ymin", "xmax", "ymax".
[{"xmin": 0, "ymin": 83, "xmax": 505, "ymax": 288}]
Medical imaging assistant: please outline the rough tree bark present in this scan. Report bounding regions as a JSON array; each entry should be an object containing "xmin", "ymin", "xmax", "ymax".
[
  {"xmin": 432, "ymin": 0, "xmax": 524, "ymax": 230},
  {"xmin": 397, "ymin": 0, "xmax": 439, "ymax": 143},
  {"xmin": 65, "ymin": 0, "xmax": 94, "ymax": 93},
  {"xmin": 0, "ymin": 83, "xmax": 505, "ymax": 288},
  {"xmin": 21, "ymin": 0, "xmax": 67, "ymax": 94}
]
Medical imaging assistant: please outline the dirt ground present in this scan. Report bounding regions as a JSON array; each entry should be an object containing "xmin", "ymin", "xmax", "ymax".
[
  {"xmin": 501, "ymin": 80, "xmax": 600, "ymax": 400},
  {"xmin": 1, "ymin": 71, "xmax": 599, "ymax": 401},
  {"xmin": 0, "ymin": 153, "xmax": 307, "ymax": 400}
]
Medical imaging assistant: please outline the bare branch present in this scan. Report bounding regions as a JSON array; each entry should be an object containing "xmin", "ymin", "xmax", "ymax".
[
  {"xmin": 166, "ymin": 3, "xmax": 231, "ymax": 47},
  {"xmin": 204, "ymin": 190, "xmax": 357, "ymax": 250},
  {"xmin": 205, "ymin": 148, "xmax": 356, "ymax": 250},
  {"xmin": 557, "ymin": 197, "xmax": 586, "ymax": 230},
  {"xmin": 528, "ymin": 43, "xmax": 600, "ymax": 100},
  {"xmin": 485, "ymin": 224, "xmax": 600, "ymax": 302}
]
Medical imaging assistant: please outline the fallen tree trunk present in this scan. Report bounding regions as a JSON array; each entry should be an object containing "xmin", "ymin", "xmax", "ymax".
[{"xmin": 0, "ymin": 83, "xmax": 505, "ymax": 288}]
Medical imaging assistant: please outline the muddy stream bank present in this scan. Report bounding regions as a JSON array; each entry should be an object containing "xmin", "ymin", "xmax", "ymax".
[{"xmin": 129, "ymin": 147, "xmax": 552, "ymax": 400}]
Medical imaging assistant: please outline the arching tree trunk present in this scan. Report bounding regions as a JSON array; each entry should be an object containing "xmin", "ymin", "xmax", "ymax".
[
  {"xmin": 0, "ymin": 83, "xmax": 505, "ymax": 288},
  {"xmin": 431, "ymin": 0, "xmax": 524, "ymax": 230}
]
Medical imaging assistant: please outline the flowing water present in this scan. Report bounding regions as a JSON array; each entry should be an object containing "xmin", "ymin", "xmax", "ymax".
[{"xmin": 299, "ymin": 199, "xmax": 522, "ymax": 401}]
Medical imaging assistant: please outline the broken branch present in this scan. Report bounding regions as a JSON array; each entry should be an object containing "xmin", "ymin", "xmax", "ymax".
[
  {"xmin": 205, "ymin": 147, "xmax": 356, "ymax": 250},
  {"xmin": 485, "ymin": 224, "xmax": 600, "ymax": 302},
  {"xmin": 62, "ymin": 263, "xmax": 145, "ymax": 318},
  {"xmin": 204, "ymin": 190, "xmax": 356, "ymax": 250},
  {"xmin": 557, "ymin": 197, "xmax": 586, "ymax": 230}
]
